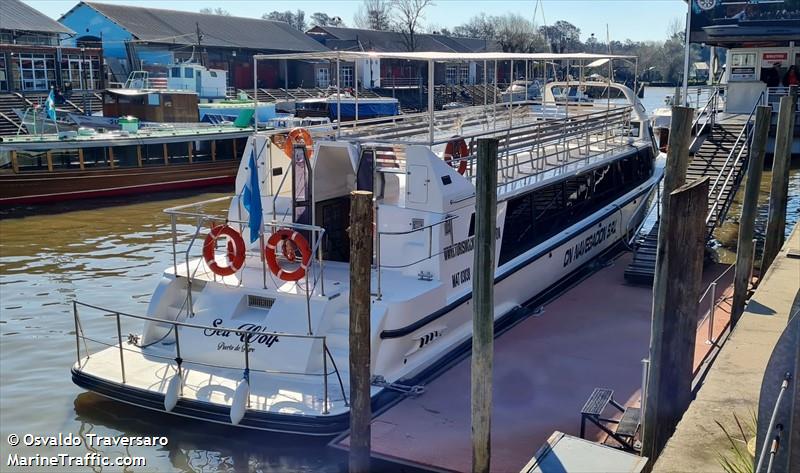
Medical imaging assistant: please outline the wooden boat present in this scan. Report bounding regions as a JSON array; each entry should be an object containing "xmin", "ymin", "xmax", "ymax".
[{"xmin": 0, "ymin": 126, "xmax": 251, "ymax": 206}]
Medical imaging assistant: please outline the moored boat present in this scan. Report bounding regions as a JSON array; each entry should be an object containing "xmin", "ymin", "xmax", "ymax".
[
  {"xmin": 69, "ymin": 51, "xmax": 660, "ymax": 436},
  {"xmin": 0, "ymin": 125, "xmax": 252, "ymax": 206}
]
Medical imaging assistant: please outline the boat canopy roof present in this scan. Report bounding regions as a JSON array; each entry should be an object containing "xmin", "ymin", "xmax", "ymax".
[
  {"xmin": 105, "ymin": 89, "xmax": 198, "ymax": 97},
  {"xmin": 253, "ymin": 51, "xmax": 636, "ymax": 62}
]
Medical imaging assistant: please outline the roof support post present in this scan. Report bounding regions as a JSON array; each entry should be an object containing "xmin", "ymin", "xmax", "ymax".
[
  {"xmin": 354, "ymin": 58, "xmax": 359, "ymax": 129},
  {"xmin": 336, "ymin": 53, "xmax": 341, "ymax": 138},
  {"xmin": 253, "ymin": 56, "xmax": 258, "ymax": 131},
  {"xmin": 428, "ymin": 59, "xmax": 434, "ymax": 145}
]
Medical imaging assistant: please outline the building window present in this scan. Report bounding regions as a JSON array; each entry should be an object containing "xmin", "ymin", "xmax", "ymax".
[
  {"xmin": 0, "ymin": 54, "xmax": 7, "ymax": 91},
  {"xmin": 317, "ymin": 67, "xmax": 329, "ymax": 88},
  {"xmin": 341, "ymin": 66, "xmax": 353, "ymax": 88},
  {"xmin": 460, "ymin": 64, "xmax": 470, "ymax": 84},
  {"xmin": 15, "ymin": 53, "xmax": 56, "ymax": 91},
  {"xmin": 444, "ymin": 64, "xmax": 458, "ymax": 85},
  {"xmin": 61, "ymin": 54, "xmax": 100, "ymax": 90}
]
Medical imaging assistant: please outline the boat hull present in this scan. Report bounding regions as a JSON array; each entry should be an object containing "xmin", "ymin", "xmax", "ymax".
[
  {"xmin": 0, "ymin": 162, "xmax": 236, "ymax": 206},
  {"xmin": 70, "ymin": 177, "xmax": 657, "ymax": 435}
]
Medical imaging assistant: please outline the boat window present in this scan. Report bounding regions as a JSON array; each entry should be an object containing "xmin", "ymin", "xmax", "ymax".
[
  {"xmin": 142, "ymin": 144, "xmax": 166, "ymax": 166},
  {"xmin": 171, "ymin": 67, "xmax": 181, "ymax": 78},
  {"xmin": 113, "ymin": 146, "xmax": 139, "ymax": 167},
  {"xmin": 191, "ymin": 140, "xmax": 213, "ymax": 163},
  {"xmin": 184, "ymin": 68, "xmax": 194, "ymax": 79},
  {"xmin": 497, "ymin": 149, "xmax": 653, "ymax": 266},
  {"xmin": 209, "ymin": 71, "xmax": 217, "ymax": 78}
]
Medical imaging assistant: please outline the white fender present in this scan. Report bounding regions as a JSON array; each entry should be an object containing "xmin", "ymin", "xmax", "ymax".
[
  {"xmin": 164, "ymin": 372, "xmax": 182, "ymax": 412},
  {"xmin": 230, "ymin": 379, "xmax": 250, "ymax": 425}
]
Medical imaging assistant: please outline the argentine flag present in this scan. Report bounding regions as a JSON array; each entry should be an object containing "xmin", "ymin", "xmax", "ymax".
[
  {"xmin": 45, "ymin": 89, "xmax": 56, "ymax": 121},
  {"xmin": 242, "ymin": 148, "xmax": 263, "ymax": 243}
]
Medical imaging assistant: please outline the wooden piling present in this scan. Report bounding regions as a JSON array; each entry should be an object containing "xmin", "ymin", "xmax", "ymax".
[
  {"xmin": 472, "ymin": 138, "xmax": 498, "ymax": 473},
  {"xmin": 349, "ymin": 190, "xmax": 373, "ymax": 473},
  {"xmin": 761, "ymin": 89, "xmax": 797, "ymax": 272},
  {"xmin": 641, "ymin": 105, "xmax": 698, "ymax": 464},
  {"xmin": 642, "ymin": 177, "xmax": 709, "ymax": 464},
  {"xmin": 732, "ymin": 106, "xmax": 771, "ymax": 324},
  {"xmin": 651, "ymin": 106, "xmax": 694, "ymax": 293}
]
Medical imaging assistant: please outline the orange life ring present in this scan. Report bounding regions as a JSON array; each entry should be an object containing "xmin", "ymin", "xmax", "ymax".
[
  {"xmin": 444, "ymin": 137, "xmax": 468, "ymax": 175},
  {"xmin": 283, "ymin": 127, "xmax": 313, "ymax": 158},
  {"xmin": 203, "ymin": 224, "xmax": 246, "ymax": 277},
  {"xmin": 265, "ymin": 229, "xmax": 312, "ymax": 282}
]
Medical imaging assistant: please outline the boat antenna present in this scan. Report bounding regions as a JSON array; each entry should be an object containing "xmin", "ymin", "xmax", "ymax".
[{"xmin": 534, "ymin": 0, "xmax": 558, "ymax": 79}]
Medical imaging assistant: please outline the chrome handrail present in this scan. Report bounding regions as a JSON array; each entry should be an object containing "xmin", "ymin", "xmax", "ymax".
[
  {"xmin": 689, "ymin": 86, "xmax": 722, "ymax": 147},
  {"xmin": 705, "ymin": 91, "xmax": 765, "ymax": 228}
]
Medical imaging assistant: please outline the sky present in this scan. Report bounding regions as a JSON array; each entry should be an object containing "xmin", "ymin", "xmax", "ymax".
[{"xmin": 24, "ymin": 0, "xmax": 689, "ymax": 43}]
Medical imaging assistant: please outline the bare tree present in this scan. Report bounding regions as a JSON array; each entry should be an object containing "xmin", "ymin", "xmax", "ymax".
[
  {"xmin": 262, "ymin": 10, "xmax": 307, "ymax": 31},
  {"xmin": 452, "ymin": 13, "xmax": 495, "ymax": 40},
  {"xmin": 310, "ymin": 12, "xmax": 345, "ymax": 28},
  {"xmin": 493, "ymin": 14, "xmax": 544, "ymax": 52},
  {"xmin": 199, "ymin": 7, "xmax": 230, "ymax": 16},
  {"xmin": 354, "ymin": 0, "xmax": 393, "ymax": 31},
  {"xmin": 392, "ymin": 0, "xmax": 434, "ymax": 52}
]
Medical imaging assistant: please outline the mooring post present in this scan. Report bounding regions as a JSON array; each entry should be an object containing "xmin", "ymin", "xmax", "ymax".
[
  {"xmin": 731, "ymin": 106, "xmax": 771, "ymax": 325},
  {"xmin": 349, "ymin": 190, "xmax": 373, "ymax": 473},
  {"xmin": 642, "ymin": 177, "xmax": 709, "ymax": 465},
  {"xmin": 472, "ymin": 138, "xmax": 498, "ymax": 473},
  {"xmin": 652, "ymin": 106, "xmax": 694, "ymax": 290},
  {"xmin": 641, "ymin": 105, "xmax": 698, "ymax": 464},
  {"xmin": 761, "ymin": 88, "xmax": 797, "ymax": 272}
]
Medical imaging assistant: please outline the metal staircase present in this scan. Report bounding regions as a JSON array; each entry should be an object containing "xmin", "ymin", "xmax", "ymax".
[
  {"xmin": 624, "ymin": 91, "xmax": 763, "ymax": 284},
  {"xmin": 0, "ymin": 93, "xmax": 29, "ymax": 136}
]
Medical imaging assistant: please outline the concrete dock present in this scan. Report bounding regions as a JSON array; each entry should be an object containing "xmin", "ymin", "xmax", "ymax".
[
  {"xmin": 334, "ymin": 251, "xmax": 735, "ymax": 472},
  {"xmin": 652, "ymin": 225, "xmax": 800, "ymax": 473}
]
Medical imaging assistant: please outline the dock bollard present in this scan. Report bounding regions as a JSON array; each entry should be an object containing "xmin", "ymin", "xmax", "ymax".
[{"xmin": 706, "ymin": 282, "xmax": 716, "ymax": 345}]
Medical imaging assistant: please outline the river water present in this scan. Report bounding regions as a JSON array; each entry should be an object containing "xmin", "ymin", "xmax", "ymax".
[{"xmin": 0, "ymin": 88, "xmax": 797, "ymax": 473}]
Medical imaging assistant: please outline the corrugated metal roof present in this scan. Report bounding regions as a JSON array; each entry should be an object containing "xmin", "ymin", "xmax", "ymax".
[
  {"xmin": 0, "ymin": 0, "xmax": 74, "ymax": 35},
  {"xmin": 308, "ymin": 26, "xmax": 498, "ymax": 53},
  {"xmin": 79, "ymin": 2, "xmax": 327, "ymax": 52}
]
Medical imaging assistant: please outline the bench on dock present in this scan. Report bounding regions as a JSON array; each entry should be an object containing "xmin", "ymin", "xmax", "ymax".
[{"xmin": 579, "ymin": 387, "xmax": 641, "ymax": 452}]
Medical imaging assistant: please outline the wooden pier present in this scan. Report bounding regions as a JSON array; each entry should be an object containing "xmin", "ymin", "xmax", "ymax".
[
  {"xmin": 332, "ymin": 250, "xmax": 736, "ymax": 472},
  {"xmin": 652, "ymin": 224, "xmax": 800, "ymax": 473}
]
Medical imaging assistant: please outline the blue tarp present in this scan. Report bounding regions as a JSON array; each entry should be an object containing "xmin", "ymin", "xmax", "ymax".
[{"xmin": 328, "ymin": 102, "xmax": 399, "ymax": 120}]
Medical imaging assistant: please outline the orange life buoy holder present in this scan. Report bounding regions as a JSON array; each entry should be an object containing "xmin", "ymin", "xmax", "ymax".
[
  {"xmin": 283, "ymin": 127, "xmax": 314, "ymax": 158},
  {"xmin": 203, "ymin": 224, "xmax": 247, "ymax": 277},
  {"xmin": 265, "ymin": 229, "xmax": 312, "ymax": 282},
  {"xmin": 444, "ymin": 137, "xmax": 469, "ymax": 175}
]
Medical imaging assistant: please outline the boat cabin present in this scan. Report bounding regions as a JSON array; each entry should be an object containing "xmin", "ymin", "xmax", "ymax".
[
  {"xmin": 103, "ymin": 89, "xmax": 200, "ymax": 123},
  {"xmin": 167, "ymin": 63, "xmax": 228, "ymax": 99}
]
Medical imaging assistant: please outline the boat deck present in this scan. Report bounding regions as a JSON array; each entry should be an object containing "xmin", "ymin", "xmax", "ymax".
[{"xmin": 332, "ymin": 252, "xmax": 734, "ymax": 472}]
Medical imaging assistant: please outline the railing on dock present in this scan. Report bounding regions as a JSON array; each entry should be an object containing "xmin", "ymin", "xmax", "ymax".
[
  {"xmin": 689, "ymin": 86, "xmax": 724, "ymax": 144},
  {"xmin": 705, "ymin": 91, "xmax": 766, "ymax": 236},
  {"xmin": 71, "ymin": 300, "xmax": 348, "ymax": 415}
]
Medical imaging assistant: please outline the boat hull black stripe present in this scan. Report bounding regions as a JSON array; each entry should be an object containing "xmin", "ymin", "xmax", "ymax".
[{"xmin": 379, "ymin": 184, "xmax": 652, "ymax": 339}]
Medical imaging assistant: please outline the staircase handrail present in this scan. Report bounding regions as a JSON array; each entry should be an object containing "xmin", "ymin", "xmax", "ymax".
[
  {"xmin": 689, "ymin": 86, "xmax": 722, "ymax": 148},
  {"xmin": 705, "ymin": 91, "xmax": 765, "ymax": 226}
]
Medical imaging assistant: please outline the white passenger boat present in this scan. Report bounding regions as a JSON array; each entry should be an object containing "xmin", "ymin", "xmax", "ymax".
[{"xmin": 70, "ymin": 51, "xmax": 661, "ymax": 435}]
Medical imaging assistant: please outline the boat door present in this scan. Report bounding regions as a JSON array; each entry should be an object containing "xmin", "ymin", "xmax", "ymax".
[
  {"xmin": 290, "ymin": 144, "xmax": 312, "ymax": 227},
  {"xmin": 196, "ymin": 72, "xmax": 202, "ymax": 96}
]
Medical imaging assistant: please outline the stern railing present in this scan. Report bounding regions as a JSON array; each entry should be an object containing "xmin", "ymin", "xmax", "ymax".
[{"xmin": 71, "ymin": 300, "xmax": 348, "ymax": 415}]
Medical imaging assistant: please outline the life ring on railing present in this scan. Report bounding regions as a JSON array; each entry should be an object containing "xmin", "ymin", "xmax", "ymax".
[
  {"xmin": 444, "ymin": 137, "xmax": 468, "ymax": 175},
  {"xmin": 203, "ymin": 224, "xmax": 246, "ymax": 277},
  {"xmin": 265, "ymin": 229, "xmax": 312, "ymax": 282},
  {"xmin": 283, "ymin": 127, "xmax": 313, "ymax": 158}
]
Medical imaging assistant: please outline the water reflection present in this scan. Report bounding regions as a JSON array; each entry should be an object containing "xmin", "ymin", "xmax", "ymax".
[{"xmin": 73, "ymin": 393, "xmax": 344, "ymax": 473}]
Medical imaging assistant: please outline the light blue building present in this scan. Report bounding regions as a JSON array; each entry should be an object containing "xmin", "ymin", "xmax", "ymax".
[{"xmin": 58, "ymin": 1, "xmax": 328, "ymax": 87}]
